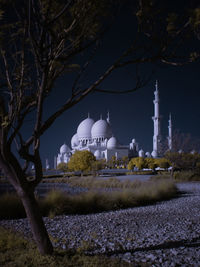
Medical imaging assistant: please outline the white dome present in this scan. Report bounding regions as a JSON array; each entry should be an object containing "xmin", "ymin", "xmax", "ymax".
[
  {"xmin": 77, "ymin": 117, "xmax": 94, "ymax": 140},
  {"xmin": 94, "ymin": 150, "xmax": 101, "ymax": 159},
  {"xmin": 151, "ymin": 150, "xmax": 157, "ymax": 158},
  {"xmin": 107, "ymin": 136, "xmax": 118, "ymax": 149},
  {"xmin": 91, "ymin": 119, "xmax": 112, "ymax": 139},
  {"xmin": 71, "ymin": 133, "xmax": 79, "ymax": 148},
  {"xmin": 60, "ymin": 143, "xmax": 70, "ymax": 154},
  {"xmin": 139, "ymin": 149, "xmax": 144, "ymax": 157},
  {"xmin": 145, "ymin": 152, "xmax": 151, "ymax": 158}
]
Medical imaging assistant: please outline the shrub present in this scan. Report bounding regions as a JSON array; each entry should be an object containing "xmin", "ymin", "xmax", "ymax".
[
  {"xmin": 165, "ymin": 152, "xmax": 200, "ymax": 171},
  {"xmin": 57, "ymin": 163, "xmax": 68, "ymax": 172},
  {"xmin": 145, "ymin": 158, "xmax": 157, "ymax": 170},
  {"xmin": 155, "ymin": 158, "xmax": 171, "ymax": 169},
  {"xmin": 68, "ymin": 150, "xmax": 96, "ymax": 173},
  {"xmin": 128, "ymin": 157, "xmax": 147, "ymax": 170},
  {"xmin": 91, "ymin": 160, "xmax": 106, "ymax": 176}
]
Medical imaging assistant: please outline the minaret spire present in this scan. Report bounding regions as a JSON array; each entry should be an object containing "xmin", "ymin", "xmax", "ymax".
[
  {"xmin": 155, "ymin": 79, "xmax": 158, "ymax": 91},
  {"xmin": 107, "ymin": 110, "xmax": 110, "ymax": 123},
  {"xmin": 168, "ymin": 113, "xmax": 172, "ymax": 151},
  {"xmin": 152, "ymin": 80, "xmax": 162, "ymax": 158}
]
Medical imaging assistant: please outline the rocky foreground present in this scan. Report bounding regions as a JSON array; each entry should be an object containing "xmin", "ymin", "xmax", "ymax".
[{"xmin": 1, "ymin": 183, "xmax": 200, "ymax": 266}]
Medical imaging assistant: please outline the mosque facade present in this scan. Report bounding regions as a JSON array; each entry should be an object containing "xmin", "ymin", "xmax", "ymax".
[{"xmin": 55, "ymin": 82, "xmax": 172, "ymax": 167}]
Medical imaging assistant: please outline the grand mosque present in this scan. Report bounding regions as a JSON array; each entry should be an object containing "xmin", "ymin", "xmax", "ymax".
[{"xmin": 55, "ymin": 81, "xmax": 172, "ymax": 167}]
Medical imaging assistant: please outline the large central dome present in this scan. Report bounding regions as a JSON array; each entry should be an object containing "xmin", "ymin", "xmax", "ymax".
[
  {"xmin": 77, "ymin": 117, "xmax": 94, "ymax": 140},
  {"xmin": 91, "ymin": 119, "xmax": 112, "ymax": 139}
]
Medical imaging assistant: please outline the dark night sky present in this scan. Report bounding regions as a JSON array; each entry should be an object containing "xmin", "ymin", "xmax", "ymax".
[{"xmin": 36, "ymin": 4, "xmax": 200, "ymax": 167}]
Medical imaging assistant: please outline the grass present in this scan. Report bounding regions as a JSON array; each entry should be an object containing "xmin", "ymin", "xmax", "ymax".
[
  {"xmin": 43, "ymin": 176, "xmax": 147, "ymax": 189},
  {"xmin": 0, "ymin": 179, "xmax": 177, "ymax": 219},
  {"xmin": 42, "ymin": 179, "xmax": 177, "ymax": 218},
  {"xmin": 173, "ymin": 171, "xmax": 200, "ymax": 181},
  {"xmin": 0, "ymin": 227, "xmax": 135, "ymax": 267},
  {"xmin": 150, "ymin": 171, "xmax": 200, "ymax": 182}
]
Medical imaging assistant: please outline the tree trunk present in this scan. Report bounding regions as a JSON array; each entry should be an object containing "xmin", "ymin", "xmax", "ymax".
[{"xmin": 19, "ymin": 189, "xmax": 53, "ymax": 255}]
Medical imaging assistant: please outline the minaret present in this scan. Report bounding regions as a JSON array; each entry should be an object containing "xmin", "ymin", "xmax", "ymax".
[
  {"xmin": 54, "ymin": 156, "xmax": 57, "ymax": 169},
  {"xmin": 152, "ymin": 80, "xmax": 162, "ymax": 157},
  {"xmin": 46, "ymin": 159, "xmax": 50, "ymax": 170},
  {"xmin": 168, "ymin": 113, "xmax": 172, "ymax": 151}
]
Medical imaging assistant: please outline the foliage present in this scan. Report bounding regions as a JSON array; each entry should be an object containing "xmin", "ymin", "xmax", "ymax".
[
  {"xmin": 0, "ymin": 227, "xmax": 132, "ymax": 267},
  {"xmin": 106, "ymin": 156, "xmax": 118, "ymax": 169},
  {"xmin": 57, "ymin": 163, "xmax": 68, "ymax": 172},
  {"xmin": 91, "ymin": 159, "xmax": 106, "ymax": 176},
  {"xmin": 128, "ymin": 157, "xmax": 147, "ymax": 170},
  {"xmin": 128, "ymin": 157, "xmax": 171, "ymax": 170},
  {"xmin": 68, "ymin": 150, "xmax": 96, "ymax": 173},
  {"xmin": 155, "ymin": 158, "xmax": 171, "ymax": 169},
  {"xmin": 165, "ymin": 152, "xmax": 200, "ymax": 171},
  {"xmin": 145, "ymin": 158, "xmax": 157, "ymax": 170}
]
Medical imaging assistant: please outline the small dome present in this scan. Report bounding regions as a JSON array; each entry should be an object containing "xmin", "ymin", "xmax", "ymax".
[
  {"xmin": 139, "ymin": 149, "xmax": 144, "ymax": 157},
  {"xmin": 60, "ymin": 143, "xmax": 70, "ymax": 154},
  {"xmin": 71, "ymin": 133, "xmax": 79, "ymax": 148},
  {"xmin": 107, "ymin": 136, "xmax": 118, "ymax": 149},
  {"xmin": 94, "ymin": 150, "xmax": 101, "ymax": 159},
  {"xmin": 151, "ymin": 150, "xmax": 157, "ymax": 158},
  {"xmin": 77, "ymin": 117, "xmax": 95, "ymax": 140},
  {"xmin": 91, "ymin": 119, "xmax": 112, "ymax": 139},
  {"xmin": 145, "ymin": 152, "xmax": 151, "ymax": 158}
]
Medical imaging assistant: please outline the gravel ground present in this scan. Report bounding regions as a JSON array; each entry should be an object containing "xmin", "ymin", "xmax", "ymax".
[{"xmin": 1, "ymin": 182, "xmax": 200, "ymax": 266}]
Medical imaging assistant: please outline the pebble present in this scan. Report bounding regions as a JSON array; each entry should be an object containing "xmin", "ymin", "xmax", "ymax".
[{"xmin": 0, "ymin": 182, "xmax": 200, "ymax": 266}]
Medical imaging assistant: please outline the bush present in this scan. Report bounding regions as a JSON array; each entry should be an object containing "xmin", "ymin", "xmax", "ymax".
[
  {"xmin": 128, "ymin": 157, "xmax": 147, "ymax": 170},
  {"xmin": 165, "ymin": 152, "xmax": 200, "ymax": 171},
  {"xmin": 68, "ymin": 150, "xmax": 96, "ymax": 173},
  {"xmin": 57, "ymin": 163, "xmax": 68, "ymax": 172},
  {"xmin": 155, "ymin": 158, "xmax": 171, "ymax": 169}
]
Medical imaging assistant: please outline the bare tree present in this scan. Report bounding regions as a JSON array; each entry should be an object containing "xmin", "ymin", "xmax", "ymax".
[
  {"xmin": 171, "ymin": 129, "xmax": 200, "ymax": 153},
  {"xmin": 0, "ymin": 0, "xmax": 199, "ymax": 254}
]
